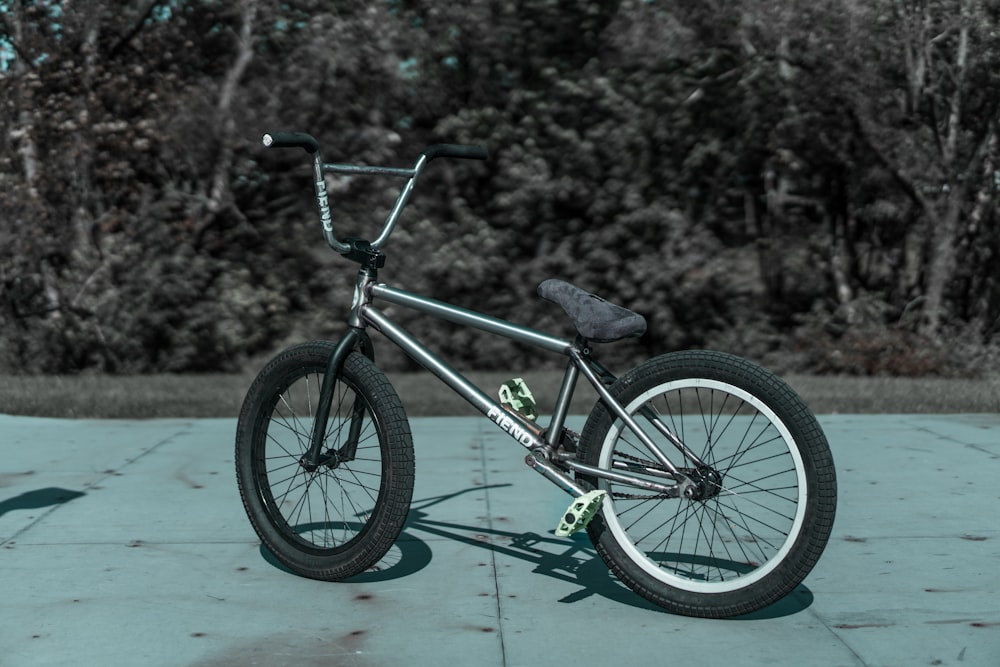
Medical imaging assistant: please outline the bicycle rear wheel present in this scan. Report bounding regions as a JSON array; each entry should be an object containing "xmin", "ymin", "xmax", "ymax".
[
  {"xmin": 235, "ymin": 341, "xmax": 414, "ymax": 580},
  {"xmin": 577, "ymin": 350, "xmax": 836, "ymax": 617}
]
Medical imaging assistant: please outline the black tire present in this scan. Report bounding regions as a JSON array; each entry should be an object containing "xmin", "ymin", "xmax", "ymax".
[
  {"xmin": 577, "ymin": 350, "xmax": 836, "ymax": 618},
  {"xmin": 235, "ymin": 341, "xmax": 414, "ymax": 580}
]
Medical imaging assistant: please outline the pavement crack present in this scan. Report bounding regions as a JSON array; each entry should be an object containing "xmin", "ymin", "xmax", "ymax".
[{"xmin": 477, "ymin": 424, "xmax": 508, "ymax": 667}]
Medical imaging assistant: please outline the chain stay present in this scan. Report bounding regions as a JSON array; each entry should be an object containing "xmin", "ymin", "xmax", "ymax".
[{"xmin": 609, "ymin": 451, "xmax": 676, "ymax": 500}]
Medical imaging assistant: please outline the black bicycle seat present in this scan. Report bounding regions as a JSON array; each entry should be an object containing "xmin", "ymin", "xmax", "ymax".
[{"xmin": 537, "ymin": 279, "xmax": 647, "ymax": 343}]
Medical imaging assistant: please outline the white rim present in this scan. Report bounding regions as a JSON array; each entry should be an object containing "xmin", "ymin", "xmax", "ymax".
[{"xmin": 599, "ymin": 378, "xmax": 808, "ymax": 594}]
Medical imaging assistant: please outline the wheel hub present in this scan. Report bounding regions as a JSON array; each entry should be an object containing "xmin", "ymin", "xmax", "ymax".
[
  {"xmin": 682, "ymin": 466, "xmax": 724, "ymax": 501},
  {"xmin": 299, "ymin": 449, "xmax": 341, "ymax": 472}
]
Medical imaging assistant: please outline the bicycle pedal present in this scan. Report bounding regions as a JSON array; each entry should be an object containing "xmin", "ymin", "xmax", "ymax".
[
  {"xmin": 555, "ymin": 489, "xmax": 607, "ymax": 537},
  {"xmin": 498, "ymin": 377, "xmax": 537, "ymax": 421}
]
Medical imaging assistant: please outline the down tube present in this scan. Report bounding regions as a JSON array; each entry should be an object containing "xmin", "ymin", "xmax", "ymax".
[{"xmin": 361, "ymin": 306, "xmax": 546, "ymax": 450}]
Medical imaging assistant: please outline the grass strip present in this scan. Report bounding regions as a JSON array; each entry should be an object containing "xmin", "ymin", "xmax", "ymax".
[{"xmin": 1, "ymin": 371, "xmax": 997, "ymax": 419}]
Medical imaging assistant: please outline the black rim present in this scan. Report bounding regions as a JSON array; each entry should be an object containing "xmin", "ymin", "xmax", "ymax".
[{"xmin": 252, "ymin": 369, "xmax": 388, "ymax": 556}]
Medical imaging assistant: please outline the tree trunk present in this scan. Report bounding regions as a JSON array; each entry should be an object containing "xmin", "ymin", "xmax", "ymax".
[
  {"xmin": 204, "ymin": 0, "xmax": 257, "ymax": 219},
  {"xmin": 920, "ymin": 195, "xmax": 961, "ymax": 335},
  {"xmin": 826, "ymin": 202, "xmax": 855, "ymax": 323}
]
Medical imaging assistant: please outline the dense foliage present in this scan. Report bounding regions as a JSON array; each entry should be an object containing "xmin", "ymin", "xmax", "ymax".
[{"xmin": 2, "ymin": 0, "xmax": 998, "ymax": 375}]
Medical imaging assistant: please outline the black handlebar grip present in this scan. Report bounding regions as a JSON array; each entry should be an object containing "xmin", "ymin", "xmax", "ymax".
[
  {"xmin": 421, "ymin": 144, "xmax": 489, "ymax": 162},
  {"xmin": 262, "ymin": 132, "xmax": 320, "ymax": 154}
]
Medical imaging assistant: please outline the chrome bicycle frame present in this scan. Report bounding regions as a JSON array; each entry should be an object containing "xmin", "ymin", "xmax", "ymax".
[{"xmin": 298, "ymin": 268, "xmax": 700, "ymax": 501}]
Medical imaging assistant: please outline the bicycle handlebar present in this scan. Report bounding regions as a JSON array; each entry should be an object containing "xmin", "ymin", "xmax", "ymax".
[
  {"xmin": 262, "ymin": 132, "xmax": 320, "ymax": 154},
  {"xmin": 261, "ymin": 131, "xmax": 488, "ymax": 257}
]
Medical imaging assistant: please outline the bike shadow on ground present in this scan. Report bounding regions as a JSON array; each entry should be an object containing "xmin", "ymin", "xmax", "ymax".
[
  {"xmin": 258, "ymin": 484, "xmax": 814, "ymax": 619},
  {"xmin": 0, "ymin": 487, "xmax": 86, "ymax": 518}
]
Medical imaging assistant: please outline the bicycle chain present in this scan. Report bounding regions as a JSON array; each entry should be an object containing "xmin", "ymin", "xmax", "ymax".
[
  {"xmin": 563, "ymin": 431, "xmax": 674, "ymax": 500},
  {"xmin": 611, "ymin": 452, "xmax": 674, "ymax": 500},
  {"xmin": 605, "ymin": 450, "xmax": 675, "ymax": 501}
]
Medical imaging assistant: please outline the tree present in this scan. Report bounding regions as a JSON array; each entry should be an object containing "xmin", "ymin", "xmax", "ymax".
[
  {"xmin": 0, "ymin": 1, "xmax": 303, "ymax": 371},
  {"xmin": 2, "ymin": 0, "xmax": 997, "ymax": 375},
  {"xmin": 845, "ymin": 0, "xmax": 1000, "ymax": 336}
]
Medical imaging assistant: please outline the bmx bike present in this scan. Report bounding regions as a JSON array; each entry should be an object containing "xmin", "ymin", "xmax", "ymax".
[{"xmin": 235, "ymin": 131, "xmax": 837, "ymax": 618}]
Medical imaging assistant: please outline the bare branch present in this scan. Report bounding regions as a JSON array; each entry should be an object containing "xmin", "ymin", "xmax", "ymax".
[
  {"xmin": 943, "ymin": 18, "xmax": 970, "ymax": 166},
  {"xmin": 108, "ymin": 0, "xmax": 165, "ymax": 59}
]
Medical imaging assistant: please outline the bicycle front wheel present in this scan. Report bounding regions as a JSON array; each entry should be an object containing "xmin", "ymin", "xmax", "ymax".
[
  {"xmin": 577, "ymin": 350, "xmax": 836, "ymax": 618},
  {"xmin": 235, "ymin": 341, "xmax": 414, "ymax": 580}
]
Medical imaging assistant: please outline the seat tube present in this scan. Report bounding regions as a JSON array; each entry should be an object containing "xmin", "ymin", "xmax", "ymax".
[{"xmin": 546, "ymin": 360, "xmax": 579, "ymax": 447}]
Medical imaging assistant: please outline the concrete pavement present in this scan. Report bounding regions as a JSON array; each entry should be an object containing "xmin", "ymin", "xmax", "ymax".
[{"xmin": 1, "ymin": 413, "xmax": 998, "ymax": 666}]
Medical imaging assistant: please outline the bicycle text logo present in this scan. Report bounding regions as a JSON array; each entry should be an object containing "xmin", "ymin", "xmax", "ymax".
[
  {"xmin": 487, "ymin": 405, "xmax": 534, "ymax": 447},
  {"xmin": 316, "ymin": 179, "xmax": 333, "ymax": 231}
]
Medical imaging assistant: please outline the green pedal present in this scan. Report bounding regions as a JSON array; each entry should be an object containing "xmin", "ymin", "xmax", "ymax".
[
  {"xmin": 498, "ymin": 377, "xmax": 537, "ymax": 421},
  {"xmin": 555, "ymin": 489, "xmax": 607, "ymax": 537}
]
